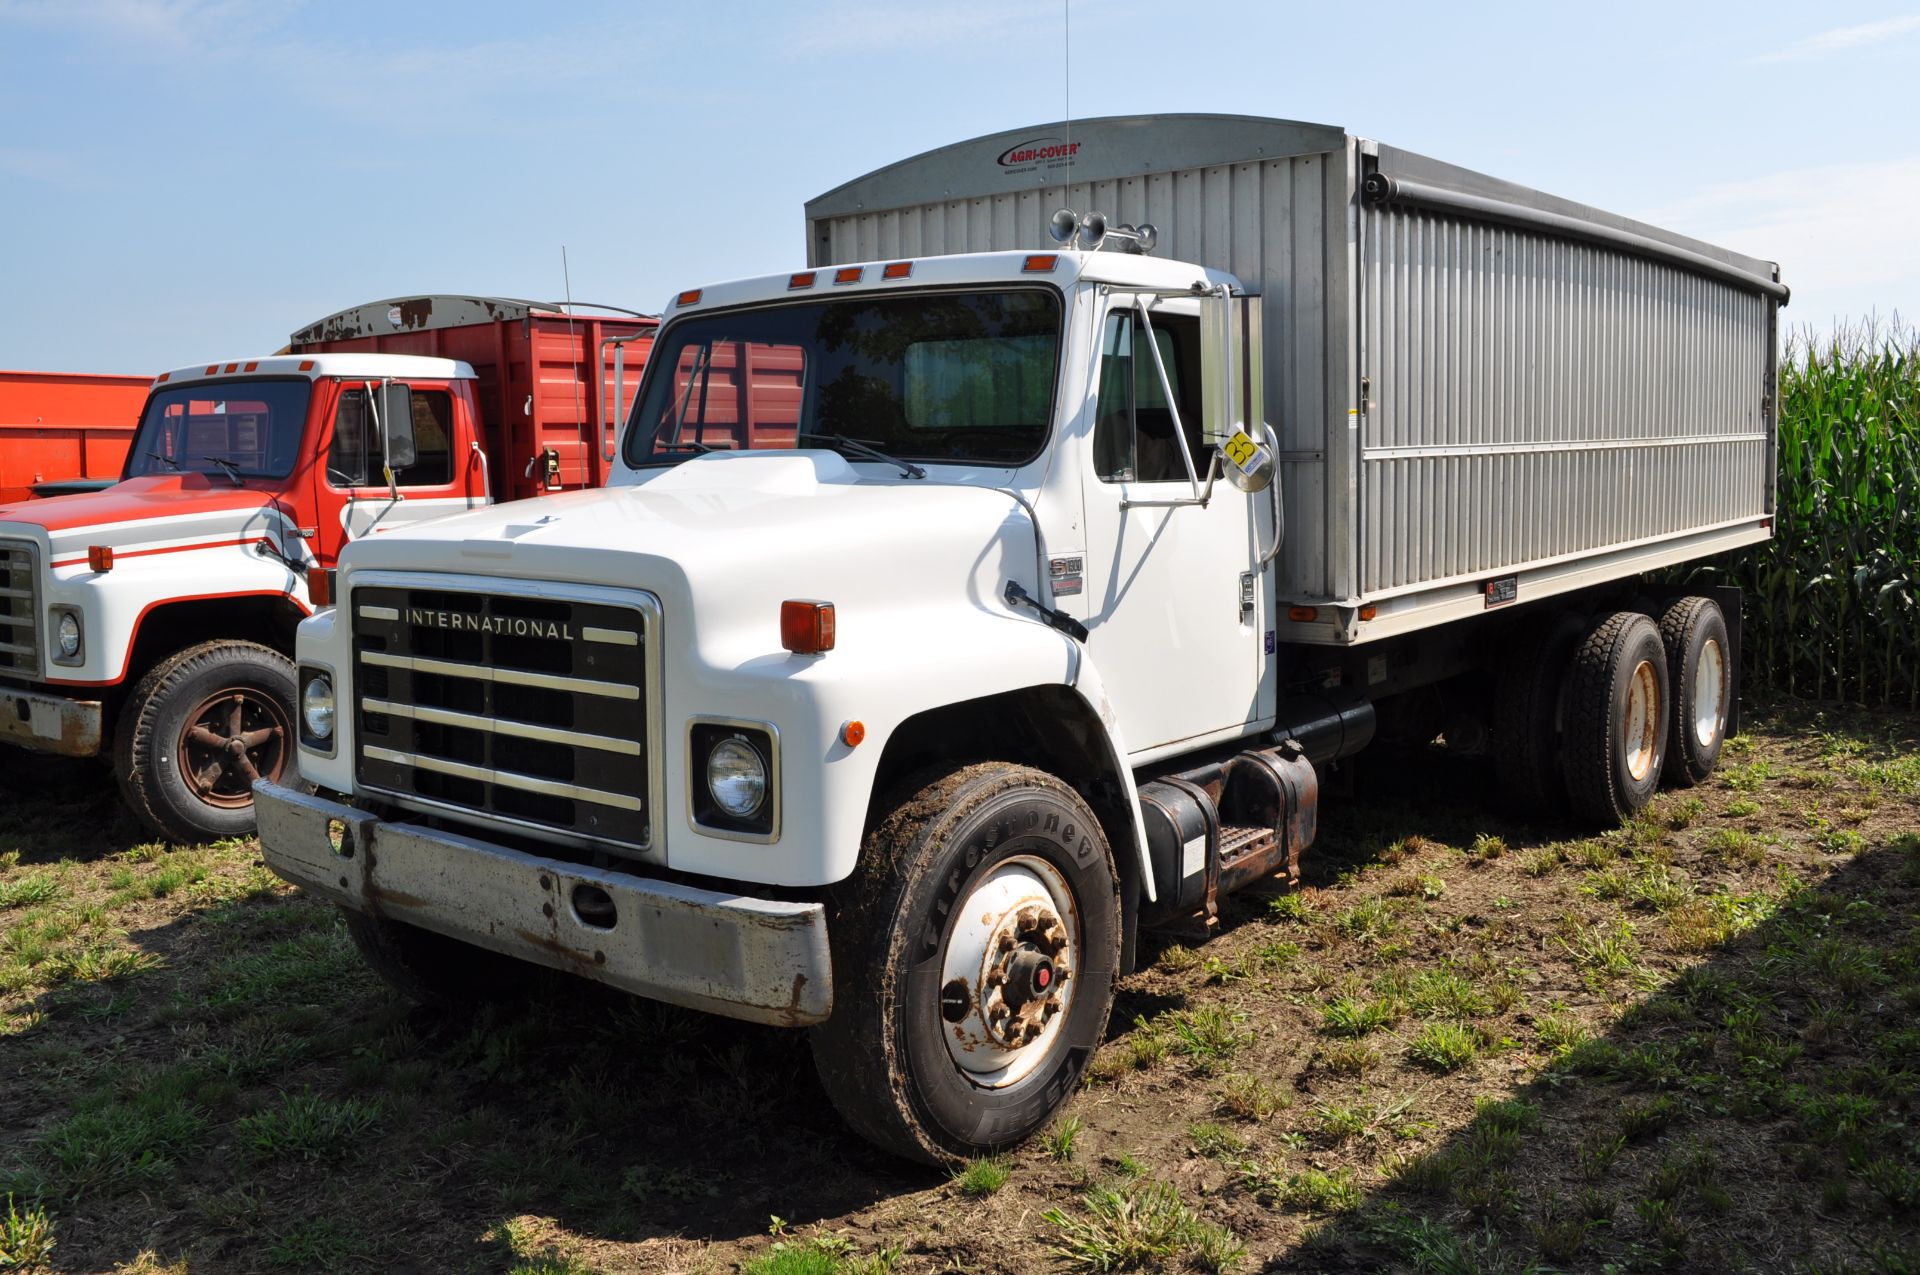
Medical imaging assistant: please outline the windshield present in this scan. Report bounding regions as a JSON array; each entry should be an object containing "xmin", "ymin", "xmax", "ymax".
[
  {"xmin": 124, "ymin": 378, "xmax": 312, "ymax": 481},
  {"xmin": 623, "ymin": 289, "xmax": 1061, "ymax": 469}
]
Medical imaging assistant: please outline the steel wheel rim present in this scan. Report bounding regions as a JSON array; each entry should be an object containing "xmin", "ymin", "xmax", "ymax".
[
  {"xmin": 1693, "ymin": 638, "xmax": 1726, "ymax": 749},
  {"xmin": 937, "ymin": 853, "xmax": 1080, "ymax": 1089},
  {"xmin": 177, "ymin": 686, "xmax": 290, "ymax": 809},
  {"xmin": 1624, "ymin": 659, "xmax": 1660, "ymax": 782}
]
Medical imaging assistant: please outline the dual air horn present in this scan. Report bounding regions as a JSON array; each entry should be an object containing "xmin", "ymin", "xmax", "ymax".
[{"xmin": 1049, "ymin": 208, "xmax": 1158, "ymax": 255}]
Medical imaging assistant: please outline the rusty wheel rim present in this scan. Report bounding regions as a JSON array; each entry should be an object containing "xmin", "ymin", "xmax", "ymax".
[
  {"xmin": 177, "ymin": 686, "xmax": 290, "ymax": 809},
  {"xmin": 1624, "ymin": 659, "xmax": 1660, "ymax": 783}
]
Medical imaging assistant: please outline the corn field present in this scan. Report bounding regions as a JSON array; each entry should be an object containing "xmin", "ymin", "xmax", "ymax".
[{"xmin": 1728, "ymin": 322, "xmax": 1919, "ymax": 708}]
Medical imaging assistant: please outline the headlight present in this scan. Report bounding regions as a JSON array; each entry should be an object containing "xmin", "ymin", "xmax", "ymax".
[
  {"xmin": 301, "ymin": 674, "xmax": 336, "ymax": 742},
  {"xmin": 55, "ymin": 612, "xmax": 81, "ymax": 660},
  {"xmin": 706, "ymin": 736, "xmax": 767, "ymax": 818}
]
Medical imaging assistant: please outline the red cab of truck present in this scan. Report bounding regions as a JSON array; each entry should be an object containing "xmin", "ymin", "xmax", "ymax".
[{"xmin": 0, "ymin": 295, "xmax": 655, "ymax": 844}]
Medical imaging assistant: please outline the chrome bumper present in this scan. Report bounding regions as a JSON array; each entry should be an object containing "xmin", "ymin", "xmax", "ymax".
[
  {"xmin": 0, "ymin": 687, "xmax": 103, "ymax": 758},
  {"xmin": 252, "ymin": 782, "xmax": 833, "ymax": 1026}
]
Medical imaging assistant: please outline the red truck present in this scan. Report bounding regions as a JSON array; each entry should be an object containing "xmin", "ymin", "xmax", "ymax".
[
  {"xmin": 0, "ymin": 295, "xmax": 655, "ymax": 843},
  {"xmin": 0, "ymin": 371, "xmax": 154, "ymax": 502}
]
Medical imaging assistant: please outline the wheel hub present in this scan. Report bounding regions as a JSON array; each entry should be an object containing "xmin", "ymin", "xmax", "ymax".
[
  {"xmin": 937, "ymin": 856, "xmax": 1080, "ymax": 1088},
  {"xmin": 1624, "ymin": 658, "xmax": 1660, "ymax": 782},
  {"xmin": 178, "ymin": 688, "xmax": 289, "ymax": 810},
  {"xmin": 1694, "ymin": 638, "xmax": 1726, "ymax": 748}
]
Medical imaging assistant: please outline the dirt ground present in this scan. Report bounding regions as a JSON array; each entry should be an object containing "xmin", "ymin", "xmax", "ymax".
[{"xmin": 1, "ymin": 698, "xmax": 1916, "ymax": 1274}]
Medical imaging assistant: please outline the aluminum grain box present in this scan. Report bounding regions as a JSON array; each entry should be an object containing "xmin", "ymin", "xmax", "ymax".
[{"xmin": 805, "ymin": 114, "xmax": 1781, "ymax": 644}]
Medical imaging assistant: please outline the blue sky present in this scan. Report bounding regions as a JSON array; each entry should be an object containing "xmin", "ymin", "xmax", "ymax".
[{"xmin": 2, "ymin": 0, "xmax": 1916, "ymax": 373}]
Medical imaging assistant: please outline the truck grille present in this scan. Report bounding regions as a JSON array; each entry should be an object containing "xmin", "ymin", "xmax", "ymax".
[
  {"xmin": 0, "ymin": 539, "xmax": 39, "ymax": 679},
  {"xmin": 350, "ymin": 581, "xmax": 658, "ymax": 854}
]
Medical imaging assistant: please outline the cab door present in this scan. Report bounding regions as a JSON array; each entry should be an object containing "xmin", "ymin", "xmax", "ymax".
[
  {"xmin": 1078, "ymin": 296, "xmax": 1267, "ymax": 758},
  {"xmin": 314, "ymin": 381, "xmax": 474, "ymax": 563}
]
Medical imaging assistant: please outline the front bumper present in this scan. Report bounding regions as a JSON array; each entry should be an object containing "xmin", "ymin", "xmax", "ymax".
[
  {"xmin": 252, "ymin": 781, "xmax": 833, "ymax": 1026},
  {"xmin": 0, "ymin": 687, "xmax": 104, "ymax": 758}
]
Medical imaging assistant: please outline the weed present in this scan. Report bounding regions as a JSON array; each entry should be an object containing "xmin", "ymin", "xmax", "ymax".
[
  {"xmin": 238, "ymin": 1090, "xmax": 382, "ymax": 1163},
  {"xmin": 1467, "ymin": 833, "xmax": 1508, "ymax": 863},
  {"xmin": 1408, "ymin": 1021, "xmax": 1480, "ymax": 1072},
  {"xmin": 1322, "ymin": 993, "xmax": 1397, "ymax": 1037},
  {"xmin": 1362, "ymin": 1209, "xmax": 1520, "ymax": 1274},
  {"xmin": 1242, "ymin": 1162, "xmax": 1361, "ymax": 1215},
  {"xmin": 1043, "ymin": 1114, "xmax": 1083, "ymax": 1162},
  {"xmin": 1167, "ymin": 1007, "xmax": 1250, "ymax": 1071},
  {"xmin": 1634, "ymin": 1195, "xmax": 1690, "ymax": 1264},
  {"xmin": 1617, "ymin": 1094, "xmax": 1686, "ymax": 1142},
  {"xmin": 950, "ymin": 1156, "xmax": 1010, "ymax": 1197},
  {"xmin": 1156, "ymin": 943, "xmax": 1199, "ymax": 971},
  {"xmin": 1664, "ymin": 797, "xmax": 1705, "ymax": 829},
  {"xmin": 1216, "ymin": 1073, "xmax": 1287, "ymax": 1121},
  {"xmin": 1577, "ymin": 1131, "xmax": 1625, "ymax": 1181},
  {"xmin": 1333, "ymin": 895, "xmax": 1403, "ymax": 943},
  {"xmin": 1405, "ymin": 968, "xmax": 1491, "ymax": 1019},
  {"xmin": 1269, "ymin": 892, "xmax": 1317, "ymax": 923},
  {"xmin": 1188, "ymin": 1122, "xmax": 1247, "ymax": 1160},
  {"xmin": 1726, "ymin": 798, "xmax": 1761, "ymax": 817},
  {"xmin": 1388, "ymin": 871, "xmax": 1447, "ymax": 899},
  {"xmin": 0, "ymin": 874, "xmax": 60, "ymax": 910},
  {"xmin": 1535, "ymin": 1011, "xmax": 1590, "ymax": 1056},
  {"xmin": 263, "ymin": 1218, "xmax": 372, "ymax": 1270},
  {"xmin": 1045, "ymin": 1178, "xmax": 1244, "ymax": 1273},
  {"xmin": 1559, "ymin": 915, "xmax": 1652, "ymax": 987},
  {"xmin": 1323, "ymin": 1040, "xmax": 1379, "ymax": 1074},
  {"xmin": 0, "ymin": 1194, "xmax": 56, "ymax": 1269},
  {"xmin": 1521, "ymin": 847, "xmax": 1560, "ymax": 877}
]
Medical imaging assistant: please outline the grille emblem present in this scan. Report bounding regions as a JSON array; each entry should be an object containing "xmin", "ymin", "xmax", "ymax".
[{"xmin": 404, "ymin": 608, "xmax": 575, "ymax": 640}]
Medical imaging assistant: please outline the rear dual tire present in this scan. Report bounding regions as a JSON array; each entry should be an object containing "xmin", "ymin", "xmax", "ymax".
[
  {"xmin": 1658, "ymin": 596, "xmax": 1730, "ymax": 787},
  {"xmin": 1560, "ymin": 612, "xmax": 1670, "ymax": 825}
]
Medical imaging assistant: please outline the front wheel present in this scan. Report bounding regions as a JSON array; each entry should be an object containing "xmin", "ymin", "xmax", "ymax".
[
  {"xmin": 114, "ymin": 640, "xmax": 312, "ymax": 844},
  {"xmin": 810, "ymin": 763, "xmax": 1121, "ymax": 1165}
]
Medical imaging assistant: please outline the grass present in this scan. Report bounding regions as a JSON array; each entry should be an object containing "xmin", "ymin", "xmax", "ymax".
[
  {"xmin": 950, "ymin": 1156, "xmax": 1010, "ymax": 1197},
  {"xmin": 0, "ymin": 1194, "xmax": 56, "ymax": 1269},
  {"xmin": 1045, "ymin": 1178, "xmax": 1244, "ymax": 1273},
  {"xmin": 0, "ymin": 704, "xmax": 1914, "ymax": 1272}
]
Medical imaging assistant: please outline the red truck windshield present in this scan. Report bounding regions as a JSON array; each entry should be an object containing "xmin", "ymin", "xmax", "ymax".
[
  {"xmin": 125, "ymin": 378, "xmax": 311, "ymax": 481},
  {"xmin": 624, "ymin": 289, "xmax": 1060, "ymax": 469}
]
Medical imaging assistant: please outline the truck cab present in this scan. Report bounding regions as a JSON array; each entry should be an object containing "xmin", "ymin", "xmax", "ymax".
[{"xmin": 0, "ymin": 354, "xmax": 489, "ymax": 843}]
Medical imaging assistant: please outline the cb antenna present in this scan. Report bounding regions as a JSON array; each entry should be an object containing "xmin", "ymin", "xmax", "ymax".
[{"xmin": 1061, "ymin": 0, "xmax": 1070, "ymax": 208}]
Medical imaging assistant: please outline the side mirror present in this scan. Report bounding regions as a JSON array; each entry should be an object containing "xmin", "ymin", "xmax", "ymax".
[
  {"xmin": 379, "ymin": 382, "xmax": 416, "ymax": 471},
  {"xmin": 1200, "ymin": 291, "xmax": 1273, "ymax": 493}
]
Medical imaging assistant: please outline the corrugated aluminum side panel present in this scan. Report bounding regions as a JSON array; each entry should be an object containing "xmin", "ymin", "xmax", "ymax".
[
  {"xmin": 810, "ymin": 150, "xmax": 1354, "ymax": 600},
  {"xmin": 1357, "ymin": 204, "xmax": 1771, "ymax": 599}
]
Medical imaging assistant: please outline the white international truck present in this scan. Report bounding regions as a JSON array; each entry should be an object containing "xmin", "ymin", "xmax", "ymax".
[{"xmin": 254, "ymin": 116, "xmax": 1783, "ymax": 1163}]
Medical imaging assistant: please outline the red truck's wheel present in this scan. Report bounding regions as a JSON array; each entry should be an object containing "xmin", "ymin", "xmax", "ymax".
[
  {"xmin": 114, "ymin": 640, "xmax": 311, "ymax": 844},
  {"xmin": 811, "ymin": 762, "xmax": 1120, "ymax": 1165},
  {"xmin": 342, "ymin": 911, "xmax": 535, "ymax": 1008}
]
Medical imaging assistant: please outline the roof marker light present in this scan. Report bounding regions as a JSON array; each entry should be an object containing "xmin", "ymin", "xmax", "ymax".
[
  {"xmin": 882, "ymin": 262, "xmax": 913, "ymax": 280},
  {"xmin": 298, "ymin": 359, "xmax": 315, "ymax": 371},
  {"xmin": 676, "ymin": 289, "xmax": 703, "ymax": 306},
  {"xmin": 224, "ymin": 363, "xmax": 238, "ymax": 373},
  {"xmin": 204, "ymin": 365, "xmax": 218, "ymax": 375},
  {"xmin": 156, "ymin": 372, "xmax": 170, "ymax": 383},
  {"xmin": 833, "ymin": 267, "xmax": 863, "ymax": 284},
  {"xmin": 788, "ymin": 272, "xmax": 816, "ymax": 289},
  {"xmin": 244, "ymin": 361, "xmax": 258, "ymax": 372},
  {"xmin": 1022, "ymin": 254, "xmax": 1059, "ymax": 273}
]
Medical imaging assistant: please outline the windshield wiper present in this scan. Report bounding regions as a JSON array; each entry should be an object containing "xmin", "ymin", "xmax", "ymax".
[
  {"xmin": 145, "ymin": 450, "xmax": 181, "ymax": 471},
  {"xmin": 656, "ymin": 440, "xmax": 713, "ymax": 454},
  {"xmin": 798, "ymin": 432, "xmax": 925, "ymax": 480},
  {"xmin": 205, "ymin": 456, "xmax": 246, "ymax": 486}
]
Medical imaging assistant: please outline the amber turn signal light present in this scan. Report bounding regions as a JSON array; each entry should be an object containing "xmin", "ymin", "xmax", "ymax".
[
  {"xmin": 308, "ymin": 569, "xmax": 335, "ymax": 609},
  {"xmin": 87, "ymin": 545, "xmax": 113, "ymax": 573},
  {"xmin": 781, "ymin": 600, "xmax": 835, "ymax": 654}
]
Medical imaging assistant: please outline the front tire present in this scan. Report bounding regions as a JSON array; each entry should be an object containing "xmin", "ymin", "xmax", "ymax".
[
  {"xmin": 114, "ymin": 640, "xmax": 312, "ymax": 844},
  {"xmin": 810, "ymin": 763, "xmax": 1121, "ymax": 1165},
  {"xmin": 342, "ymin": 911, "xmax": 534, "ymax": 1008}
]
